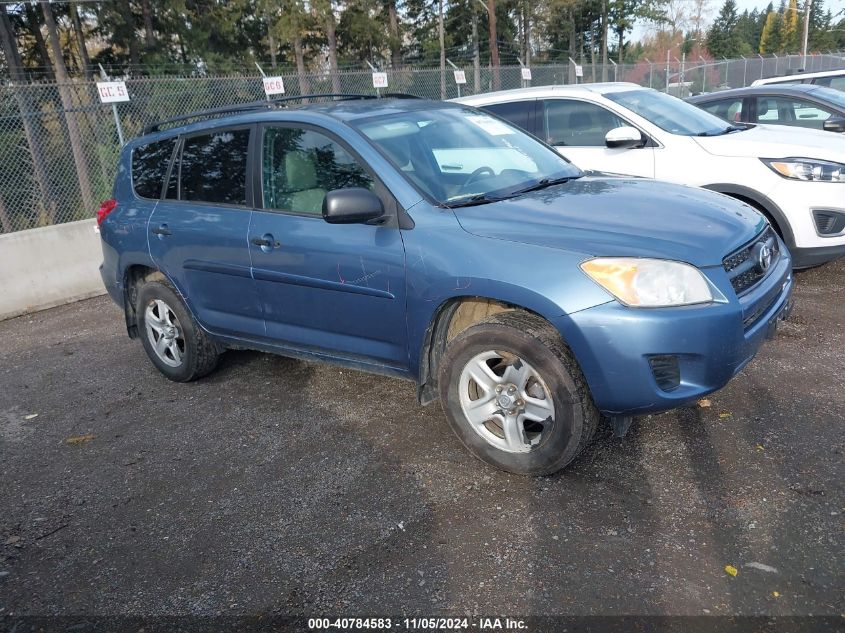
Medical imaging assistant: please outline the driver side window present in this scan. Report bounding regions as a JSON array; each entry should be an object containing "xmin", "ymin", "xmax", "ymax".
[
  {"xmin": 262, "ymin": 127, "xmax": 374, "ymax": 215},
  {"xmin": 541, "ymin": 99, "xmax": 625, "ymax": 147}
]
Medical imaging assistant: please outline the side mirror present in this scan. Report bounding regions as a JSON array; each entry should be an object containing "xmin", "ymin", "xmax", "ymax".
[
  {"xmin": 322, "ymin": 188, "xmax": 385, "ymax": 224},
  {"xmin": 605, "ymin": 126, "xmax": 645, "ymax": 149},
  {"xmin": 823, "ymin": 116, "xmax": 845, "ymax": 133}
]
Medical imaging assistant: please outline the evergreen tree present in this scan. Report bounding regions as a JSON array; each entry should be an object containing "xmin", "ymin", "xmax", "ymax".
[
  {"xmin": 779, "ymin": 0, "xmax": 800, "ymax": 52},
  {"xmin": 706, "ymin": 0, "xmax": 743, "ymax": 58},
  {"xmin": 759, "ymin": 9, "xmax": 783, "ymax": 52}
]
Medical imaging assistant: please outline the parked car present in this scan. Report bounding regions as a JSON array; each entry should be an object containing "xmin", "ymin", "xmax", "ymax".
[
  {"xmin": 687, "ymin": 84, "xmax": 845, "ymax": 133},
  {"xmin": 751, "ymin": 68, "xmax": 845, "ymax": 91},
  {"xmin": 456, "ymin": 83, "xmax": 845, "ymax": 269},
  {"xmin": 99, "ymin": 96, "xmax": 793, "ymax": 476}
]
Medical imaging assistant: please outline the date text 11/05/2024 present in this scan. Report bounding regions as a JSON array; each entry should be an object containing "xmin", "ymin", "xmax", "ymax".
[{"xmin": 307, "ymin": 617, "xmax": 528, "ymax": 630}]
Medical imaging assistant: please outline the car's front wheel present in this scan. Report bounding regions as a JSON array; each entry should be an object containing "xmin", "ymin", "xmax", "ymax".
[
  {"xmin": 136, "ymin": 279, "xmax": 219, "ymax": 382},
  {"xmin": 438, "ymin": 311, "xmax": 598, "ymax": 476}
]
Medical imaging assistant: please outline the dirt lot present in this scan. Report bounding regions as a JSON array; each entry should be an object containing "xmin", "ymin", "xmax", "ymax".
[{"xmin": 0, "ymin": 260, "xmax": 842, "ymax": 620}]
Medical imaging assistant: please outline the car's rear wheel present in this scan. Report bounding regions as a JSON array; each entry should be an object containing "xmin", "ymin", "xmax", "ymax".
[
  {"xmin": 136, "ymin": 280, "xmax": 219, "ymax": 382},
  {"xmin": 438, "ymin": 311, "xmax": 598, "ymax": 476}
]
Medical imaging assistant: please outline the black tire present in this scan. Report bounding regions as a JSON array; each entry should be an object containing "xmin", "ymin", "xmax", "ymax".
[
  {"xmin": 438, "ymin": 310, "xmax": 599, "ymax": 476},
  {"xmin": 136, "ymin": 279, "xmax": 219, "ymax": 382}
]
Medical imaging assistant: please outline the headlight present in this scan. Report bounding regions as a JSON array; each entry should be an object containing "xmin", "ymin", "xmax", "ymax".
[
  {"xmin": 762, "ymin": 158, "xmax": 845, "ymax": 182},
  {"xmin": 580, "ymin": 258, "xmax": 713, "ymax": 307}
]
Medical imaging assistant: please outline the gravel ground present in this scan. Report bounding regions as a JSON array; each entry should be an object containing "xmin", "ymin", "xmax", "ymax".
[{"xmin": 0, "ymin": 260, "xmax": 842, "ymax": 619}]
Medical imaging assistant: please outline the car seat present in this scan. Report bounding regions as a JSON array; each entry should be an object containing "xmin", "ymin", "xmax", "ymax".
[{"xmin": 285, "ymin": 151, "xmax": 326, "ymax": 214}]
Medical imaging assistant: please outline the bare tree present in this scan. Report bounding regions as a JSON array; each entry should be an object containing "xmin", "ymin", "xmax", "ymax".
[
  {"xmin": 325, "ymin": 2, "xmax": 341, "ymax": 91},
  {"xmin": 601, "ymin": 0, "xmax": 609, "ymax": 80},
  {"xmin": 0, "ymin": 3, "xmax": 55, "ymax": 225},
  {"xmin": 68, "ymin": 3, "xmax": 92, "ymax": 79},
  {"xmin": 387, "ymin": 0, "xmax": 402, "ymax": 68},
  {"xmin": 41, "ymin": 0, "xmax": 95, "ymax": 214},
  {"xmin": 141, "ymin": 0, "xmax": 155, "ymax": 49},
  {"xmin": 24, "ymin": 4, "xmax": 54, "ymax": 80},
  {"xmin": 487, "ymin": 0, "xmax": 500, "ymax": 89},
  {"xmin": 0, "ymin": 195, "xmax": 12, "ymax": 234},
  {"xmin": 689, "ymin": 0, "xmax": 714, "ymax": 38}
]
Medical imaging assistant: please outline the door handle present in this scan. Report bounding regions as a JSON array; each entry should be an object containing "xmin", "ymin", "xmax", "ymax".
[
  {"xmin": 152, "ymin": 224, "xmax": 171, "ymax": 236},
  {"xmin": 251, "ymin": 234, "xmax": 280, "ymax": 250}
]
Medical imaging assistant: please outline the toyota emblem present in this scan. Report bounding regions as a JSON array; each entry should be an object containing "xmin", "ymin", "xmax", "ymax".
[{"xmin": 754, "ymin": 242, "xmax": 773, "ymax": 271}]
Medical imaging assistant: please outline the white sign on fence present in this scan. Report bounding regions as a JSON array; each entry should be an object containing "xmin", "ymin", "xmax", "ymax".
[
  {"xmin": 96, "ymin": 81, "xmax": 129, "ymax": 103},
  {"xmin": 263, "ymin": 76, "xmax": 286, "ymax": 96},
  {"xmin": 453, "ymin": 70, "xmax": 467, "ymax": 84},
  {"xmin": 575, "ymin": 65, "xmax": 584, "ymax": 77},
  {"xmin": 372, "ymin": 72, "xmax": 389, "ymax": 88},
  {"xmin": 520, "ymin": 67, "xmax": 532, "ymax": 81}
]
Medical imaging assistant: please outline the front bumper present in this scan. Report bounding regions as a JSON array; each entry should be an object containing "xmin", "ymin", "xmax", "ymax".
[
  {"xmin": 555, "ymin": 249, "xmax": 793, "ymax": 417},
  {"xmin": 766, "ymin": 179, "xmax": 845, "ymax": 267}
]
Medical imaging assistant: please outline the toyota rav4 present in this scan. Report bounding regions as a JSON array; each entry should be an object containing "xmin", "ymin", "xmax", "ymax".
[{"xmin": 98, "ymin": 96, "xmax": 793, "ymax": 475}]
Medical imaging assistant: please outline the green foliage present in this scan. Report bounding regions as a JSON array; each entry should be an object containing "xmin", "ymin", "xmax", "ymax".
[
  {"xmin": 759, "ymin": 10, "xmax": 783, "ymax": 52},
  {"xmin": 706, "ymin": 0, "xmax": 744, "ymax": 58}
]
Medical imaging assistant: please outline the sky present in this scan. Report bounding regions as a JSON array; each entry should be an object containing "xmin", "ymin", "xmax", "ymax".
[{"xmin": 630, "ymin": 0, "xmax": 845, "ymax": 42}]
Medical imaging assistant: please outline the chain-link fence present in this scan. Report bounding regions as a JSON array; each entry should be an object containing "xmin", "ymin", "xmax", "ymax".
[{"xmin": 2, "ymin": 52, "xmax": 844, "ymax": 235}]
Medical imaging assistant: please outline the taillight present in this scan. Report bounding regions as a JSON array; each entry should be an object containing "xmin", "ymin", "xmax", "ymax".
[{"xmin": 97, "ymin": 199, "xmax": 117, "ymax": 226}]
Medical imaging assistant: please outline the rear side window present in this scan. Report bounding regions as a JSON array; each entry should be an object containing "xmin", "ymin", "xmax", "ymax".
[
  {"xmin": 814, "ymin": 76, "xmax": 845, "ymax": 91},
  {"xmin": 180, "ymin": 129, "xmax": 250, "ymax": 205},
  {"xmin": 132, "ymin": 139, "xmax": 176, "ymax": 200},
  {"xmin": 481, "ymin": 101, "xmax": 535, "ymax": 134}
]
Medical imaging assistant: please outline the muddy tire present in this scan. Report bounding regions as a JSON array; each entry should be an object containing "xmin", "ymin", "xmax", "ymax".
[
  {"xmin": 438, "ymin": 310, "xmax": 598, "ymax": 476},
  {"xmin": 136, "ymin": 280, "xmax": 219, "ymax": 382}
]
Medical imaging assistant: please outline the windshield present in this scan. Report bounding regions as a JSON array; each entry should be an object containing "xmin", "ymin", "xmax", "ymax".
[
  {"xmin": 352, "ymin": 106, "xmax": 582, "ymax": 206},
  {"xmin": 606, "ymin": 89, "xmax": 739, "ymax": 136}
]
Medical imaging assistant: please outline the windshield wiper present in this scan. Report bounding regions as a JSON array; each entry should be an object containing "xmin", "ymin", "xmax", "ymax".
[
  {"xmin": 510, "ymin": 175, "xmax": 581, "ymax": 196},
  {"xmin": 445, "ymin": 193, "xmax": 506, "ymax": 208},
  {"xmin": 698, "ymin": 124, "xmax": 745, "ymax": 137}
]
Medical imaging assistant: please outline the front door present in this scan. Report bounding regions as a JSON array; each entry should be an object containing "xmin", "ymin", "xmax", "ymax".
[
  {"xmin": 148, "ymin": 126, "xmax": 265, "ymax": 338},
  {"xmin": 249, "ymin": 124, "xmax": 408, "ymax": 368},
  {"xmin": 539, "ymin": 98, "xmax": 656, "ymax": 178}
]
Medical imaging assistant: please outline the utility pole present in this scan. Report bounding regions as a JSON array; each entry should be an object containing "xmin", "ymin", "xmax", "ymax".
[{"xmin": 802, "ymin": 0, "xmax": 812, "ymax": 69}]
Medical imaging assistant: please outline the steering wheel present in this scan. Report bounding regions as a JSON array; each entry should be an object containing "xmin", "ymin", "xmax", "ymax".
[{"xmin": 461, "ymin": 166, "xmax": 496, "ymax": 191}]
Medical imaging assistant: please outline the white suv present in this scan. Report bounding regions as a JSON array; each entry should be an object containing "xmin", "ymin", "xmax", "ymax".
[
  {"xmin": 751, "ymin": 69, "xmax": 845, "ymax": 91},
  {"xmin": 456, "ymin": 84, "xmax": 845, "ymax": 268}
]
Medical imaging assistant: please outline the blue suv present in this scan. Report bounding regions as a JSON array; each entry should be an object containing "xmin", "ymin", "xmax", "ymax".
[{"xmin": 99, "ymin": 95, "xmax": 793, "ymax": 475}]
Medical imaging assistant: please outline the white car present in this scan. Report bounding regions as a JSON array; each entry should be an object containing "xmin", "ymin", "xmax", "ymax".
[
  {"xmin": 455, "ymin": 84, "xmax": 845, "ymax": 268},
  {"xmin": 751, "ymin": 68, "xmax": 845, "ymax": 91}
]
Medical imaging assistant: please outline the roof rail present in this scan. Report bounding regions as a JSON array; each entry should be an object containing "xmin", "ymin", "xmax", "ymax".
[{"xmin": 142, "ymin": 93, "xmax": 380, "ymax": 135}]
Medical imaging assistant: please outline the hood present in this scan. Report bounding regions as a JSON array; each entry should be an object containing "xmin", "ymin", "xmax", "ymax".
[
  {"xmin": 453, "ymin": 176, "xmax": 766, "ymax": 268},
  {"xmin": 692, "ymin": 124, "xmax": 845, "ymax": 161}
]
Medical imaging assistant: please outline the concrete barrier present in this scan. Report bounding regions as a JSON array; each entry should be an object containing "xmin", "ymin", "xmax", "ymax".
[{"xmin": 0, "ymin": 219, "xmax": 106, "ymax": 321}]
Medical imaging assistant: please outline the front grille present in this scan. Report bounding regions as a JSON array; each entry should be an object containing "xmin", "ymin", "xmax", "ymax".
[{"xmin": 723, "ymin": 227, "xmax": 780, "ymax": 295}]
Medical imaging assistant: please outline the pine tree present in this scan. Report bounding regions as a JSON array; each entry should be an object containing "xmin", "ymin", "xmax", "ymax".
[
  {"xmin": 759, "ymin": 10, "xmax": 783, "ymax": 52},
  {"xmin": 779, "ymin": 0, "xmax": 799, "ymax": 52},
  {"xmin": 707, "ymin": 0, "xmax": 743, "ymax": 58}
]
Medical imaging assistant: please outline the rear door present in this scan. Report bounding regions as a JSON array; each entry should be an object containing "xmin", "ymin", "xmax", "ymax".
[
  {"xmin": 480, "ymin": 100, "xmax": 538, "ymax": 136},
  {"xmin": 538, "ymin": 98, "xmax": 655, "ymax": 177},
  {"xmin": 148, "ymin": 126, "xmax": 265, "ymax": 338},
  {"xmin": 248, "ymin": 123, "xmax": 408, "ymax": 367}
]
